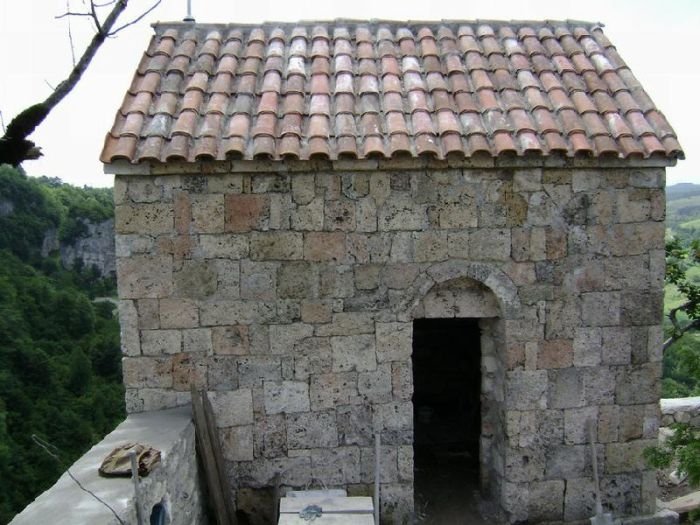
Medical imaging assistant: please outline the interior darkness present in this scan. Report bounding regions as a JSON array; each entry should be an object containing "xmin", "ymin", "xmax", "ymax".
[{"xmin": 413, "ymin": 318, "xmax": 485, "ymax": 523}]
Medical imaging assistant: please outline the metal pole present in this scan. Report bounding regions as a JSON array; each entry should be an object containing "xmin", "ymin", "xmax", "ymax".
[
  {"xmin": 183, "ymin": 0, "xmax": 195, "ymax": 22},
  {"xmin": 374, "ymin": 432, "xmax": 380, "ymax": 525},
  {"xmin": 130, "ymin": 450, "xmax": 145, "ymax": 525}
]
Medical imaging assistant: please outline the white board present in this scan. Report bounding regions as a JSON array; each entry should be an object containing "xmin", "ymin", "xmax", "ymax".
[{"xmin": 279, "ymin": 496, "xmax": 374, "ymax": 514}]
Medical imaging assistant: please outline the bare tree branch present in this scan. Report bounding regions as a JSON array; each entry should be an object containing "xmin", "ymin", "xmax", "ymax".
[
  {"xmin": 54, "ymin": 11, "xmax": 95, "ymax": 19},
  {"xmin": 109, "ymin": 0, "xmax": 161, "ymax": 35},
  {"xmin": 66, "ymin": 0, "xmax": 77, "ymax": 67},
  {"xmin": 664, "ymin": 319, "xmax": 700, "ymax": 353},
  {"xmin": 0, "ymin": 0, "xmax": 149, "ymax": 166}
]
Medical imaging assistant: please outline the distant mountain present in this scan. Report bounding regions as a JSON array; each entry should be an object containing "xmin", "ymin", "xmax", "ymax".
[{"xmin": 667, "ymin": 182, "xmax": 700, "ymax": 201}]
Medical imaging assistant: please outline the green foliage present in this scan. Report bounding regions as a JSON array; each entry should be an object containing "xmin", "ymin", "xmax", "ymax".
[{"xmin": 0, "ymin": 166, "xmax": 123, "ymax": 523}]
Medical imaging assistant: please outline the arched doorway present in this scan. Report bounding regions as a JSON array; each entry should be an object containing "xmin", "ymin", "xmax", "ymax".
[{"xmin": 411, "ymin": 276, "xmax": 505, "ymax": 523}]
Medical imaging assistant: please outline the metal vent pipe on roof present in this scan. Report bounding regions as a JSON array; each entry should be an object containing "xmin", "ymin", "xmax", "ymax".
[{"xmin": 183, "ymin": 0, "xmax": 195, "ymax": 22}]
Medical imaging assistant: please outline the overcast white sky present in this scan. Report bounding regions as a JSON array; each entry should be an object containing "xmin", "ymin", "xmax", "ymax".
[{"xmin": 0, "ymin": 0, "xmax": 698, "ymax": 188}]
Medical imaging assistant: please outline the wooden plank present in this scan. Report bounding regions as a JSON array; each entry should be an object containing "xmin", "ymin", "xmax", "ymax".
[
  {"xmin": 191, "ymin": 385, "xmax": 231, "ymax": 525},
  {"xmin": 279, "ymin": 513, "xmax": 374, "ymax": 525},
  {"xmin": 286, "ymin": 489, "xmax": 347, "ymax": 498},
  {"xmin": 202, "ymin": 390, "xmax": 238, "ymax": 525},
  {"xmin": 280, "ymin": 496, "xmax": 373, "ymax": 514}
]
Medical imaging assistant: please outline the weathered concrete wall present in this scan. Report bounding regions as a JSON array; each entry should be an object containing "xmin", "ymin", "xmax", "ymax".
[
  {"xmin": 114, "ymin": 165, "xmax": 666, "ymax": 523},
  {"xmin": 10, "ymin": 407, "xmax": 204, "ymax": 525}
]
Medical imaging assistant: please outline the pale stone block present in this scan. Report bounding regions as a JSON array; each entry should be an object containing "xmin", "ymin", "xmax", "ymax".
[
  {"xmin": 220, "ymin": 425, "xmax": 254, "ymax": 461},
  {"xmin": 389, "ymin": 232, "xmax": 413, "ymax": 262},
  {"xmin": 581, "ymin": 292, "xmax": 621, "ymax": 326},
  {"xmin": 115, "ymin": 203, "xmax": 174, "ymax": 234},
  {"xmin": 291, "ymin": 173, "xmax": 316, "ymax": 204},
  {"xmin": 356, "ymin": 197, "xmax": 378, "ymax": 232},
  {"xmin": 137, "ymin": 298, "xmax": 160, "ymax": 329},
  {"xmin": 513, "ymin": 169, "xmax": 543, "ymax": 192},
  {"xmin": 118, "ymin": 300, "xmax": 141, "ymax": 356},
  {"xmin": 337, "ymin": 404, "xmax": 373, "ymax": 446},
  {"xmin": 583, "ymin": 366, "xmax": 616, "ymax": 405},
  {"xmin": 211, "ymin": 259, "xmax": 240, "ymax": 299},
  {"xmin": 571, "ymin": 170, "xmax": 601, "ymax": 192},
  {"xmin": 303, "ymin": 231, "xmax": 346, "ymax": 262},
  {"xmin": 354, "ymin": 264, "xmax": 381, "ymax": 290},
  {"xmin": 598, "ymin": 404, "xmax": 619, "ymax": 443},
  {"xmin": 374, "ymin": 401, "xmax": 413, "ymax": 441},
  {"xmin": 397, "ymin": 445, "xmax": 414, "ymax": 482},
  {"xmin": 237, "ymin": 356, "xmax": 281, "ymax": 387},
  {"xmin": 331, "ymin": 334, "xmax": 377, "ymax": 372},
  {"xmin": 115, "ymin": 234, "xmax": 154, "ymax": 257},
  {"xmin": 360, "ymin": 445, "xmax": 397, "ymax": 483},
  {"xmin": 269, "ymin": 323, "xmax": 314, "ymax": 355},
  {"xmin": 446, "ymin": 230, "xmax": 470, "ymax": 258},
  {"xmin": 250, "ymin": 232, "xmax": 303, "ymax": 260},
  {"xmin": 278, "ymin": 262, "xmax": 315, "ymax": 299},
  {"xmin": 564, "ymin": 406, "xmax": 597, "ymax": 445},
  {"xmin": 117, "ymin": 255, "xmax": 173, "ymax": 298},
  {"xmin": 269, "ymin": 193, "xmax": 293, "ymax": 229},
  {"xmin": 563, "ymin": 477, "xmax": 596, "ymax": 521},
  {"xmin": 293, "ymin": 338, "xmax": 332, "ymax": 380},
  {"xmin": 208, "ymin": 389, "xmax": 254, "ymax": 427},
  {"xmin": 141, "ymin": 329, "xmax": 182, "ymax": 355},
  {"xmin": 224, "ymin": 193, "xmax": 270, "ymax": 232},
  {"xmin": 573, "ymin": 327, "xmax": 602, "ymax": 366},
  {"xmin": 505, "ymin": 445, "xmax": 546, "ymax": 482},
  {"xmin": 548, "ymin": 368, "xmax": 584, "ymax": 409},
  {"xmin": 212, "ymin": 325, "xmax": 249, "ymax": 355},
  {"xmin": 376, "ymin": 322, "xmax": 412, "ymax": 363},
  {"xmin": 528, "ymin": 479, "xmax": 564, "ymax": 522},
  {"xmin": 252, "ymin": 173, "xmax": 290, "ymax": 193},
  {"xmin": 287, "ymin": 410, "xmax": 339, "ymax": 449},
  {"xmin": 200, "ymin": 300, "xmax": 276, "ymax": 325},
  {"xmin": 290, "ymin": 197, "xmax": 324, "ymax": 231},
  {"xmin": 171, "ymin": 351, "xmax": 207, "ymax": 390},
  {"xmin": 159, "ymin": 298, "xmax": 198, "ymax": 329},
  {"xmin": 198, "ymin": 234, "xmax": 249, "ymax": 259},
  {"xmin": 300, "ymin": 301, "xmax": 333, "ymax": 324},
  {"xmin": 379, "ymin": 195, "xmax": 428, "ymax": 230},
  {"xmin": 412, "ymin": 231, "xmax": 448, "ymax": 262},
  {"xmin": 358, "ymin": 363, "xmax": 392, "ymax": 403},
  {"xmin": 324, "ymin": 199, "xmax": 356, "ymax": 231},
  {"xmin": 173, "ymin": 260, "xmax": 218, "ymax": 299},
  {"xmin": 380, "ymin": 263, "xmax": 419, "ymax": 289},
  {"xmin": 311, "ymin": 446, "xmax": 361, "ymax": 485},
  {"xmin": 240, "ymin": 260, "xmax": 277, "ymax": 301},
  {"xmin": 605, "ymin": 439, "xmax": 655, "ymax": 474},
  {"xmin": 616, "ymin": 363, "xmax": 661, "ymax": 405},
  {"xmin": 190, "ymin": 194, "xmax": 224, "ymax": 233},
  {"xmin": 309, "ymin": 372, "xmax": 358, "ymax": 410},
  {"xmin": 319, "ymin": 265, "xmax": 354, "ymax": 298},
  {"xmin": 469, "ymin": 229, "xmax": 511, "ymax": 261},
  {"xmin": 537, "ymin": 339, "xmax": 573, "ymax": 369},
  {"xmin": 182, "ymin": 328, "xmax": 212, "ymax": 354},
  {"xmin": 438, "ymin": 203, "xmax": 477, "ymax": 228},
  {"xmin": 630, "ymin": 169, "xmax": 664, "ymax": 188},
  {"xmin": 601, "ymin": 326, "xmax": 631, "ymax": 364},
  {"xmin": 122, "ymin": 357, "xmax": 173, "ymax": 388},
  {"xmin": 263, "ymin": 380, "xmax": 310, "ymax": 414}
]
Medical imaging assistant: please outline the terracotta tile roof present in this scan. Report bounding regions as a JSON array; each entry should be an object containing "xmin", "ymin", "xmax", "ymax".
[{"xmin": 101, "ymin": 20, "xmax": 684, "ymax": 164}]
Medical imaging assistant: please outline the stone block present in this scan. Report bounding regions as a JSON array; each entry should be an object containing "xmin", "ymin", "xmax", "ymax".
[
  {"xmin": 605, "ymin": 440, "xmax": 655, "ymax": 474},
  {"xmin": 376, "ymin": 322, "xmax": 412, "ymax": 363},
  {"xmin": 190, "ymin": 194, "xmax": 224, "ymax": 233},
  {"xmin": 311, "ymin": 447, "xmax": 362, "ymax": 485},
  {"xmin": 293, "ymin": 338, "xmax": 332, "ymax": 380},
  {"xmin": 254, "ymin": 413, "xmax": 287, "ymax": 458},
  {"xmin": 601, "ymin": 326, "xmax": 632, "ymax": 364},
  {"xmin": 291, "ymin": 173, "xmax": 316, "ymax": 204},
  {"xmin": 291, "ymin": 197, "xmax": 324, "ymax": 231},
  {"xmin": 358, "ymin": 363, "xmax": 393, "ymax": 403},
  {"xmin": 354, "ymin": 264, "xmax": 381, "ymax": 290},
  {"xmin": 141, "ymin": 329, "xmax": 182, "ymax": 355},
  {"xmin": 171, "ymin": 351, "xmax": 207, "ymax": 390},
  {"xmin": 237, "ymin": 356, "xmax": 281, "ymax": 387},
  {"xmin": 373, "ymin": 401, "xmax": 413, "ymax": 444},
  {"xmin": 381, "ymin": 264, "xmax": 419, "ymax": 289},
  {"xmin": 573, "ymin": 327, "xmax": 602, "ymax": 366},
  {"xmin": 117, "ymin": 255, "xmax": 173, "ymax": 298},
  {"xmin": 118, "ymin": 300, "xmax": 140, "ymax": 356},
  {"xmin": 115, "ymin": 234, "xmax": 155, "ymax": 257},
  {"xmin": 337, "ymin": 404, "xmax": 373, "ymax": 446},
  {"xmin": 360, "ymin": 445, "xmax": 398, "ymax": 484},
  {"xmin": 412, "ymin": 231, "xmax": 448, "ymax": 262},
  {"xmin": 212, "ymin": 325, "xmax": 249, "ymax": 355},
  {"xmin": 208, "ymin": 389, "xmax": 254, "ymax": 427},
  {"xmin": 198, "ymin": 234, "xmax": 249, "ymax": 259},
  {"xmin": 252, "ymin": 173, "xmax": 290, "ymax": 193},
  {"xmin": 469, "ymin": 228, "xmax": 511, "ymax": 261},
  {"xmin": 548, "ymin": 368, "xmax": 584, "ymax": 409},
  {"xmin": 115, "ymin": 203, "xmax": 174, "ymax": 234},
  {"xmin": 616, "ymin": 363, "xmax": 661, "ymax": 405},
  {"xmin": 621, "ymin": 291, "xmax": 664, "ymax": 326},
  {"xmin": 379, "ymin": 195, "xmax": 428, "ymax": 230},
  {"xmin": 250, "ymin": 232, "xmax": 303, "ymax": 260},
  {"xmin": 173, "ymin": 260, "xmax": 218, "ymax": 299},
  {"xmin": 324, "ymin": 199, "xmax": 356, "ymax": 231},
  {"xmin": 263, "ymin": 380, "xmax": 310, "ymax": 414},
  {"xmin": 356, "ymin": 197, "xmax": 378, "ymax": 232},
  {"xmin": 304, "ymin": 232, "xmax": 346, "ymax": 262},
  {"xmin": 277, "ymin": 262, "xmax": 315, "ymax": 299},
  {"xmin": 122, "ymin": 357, "xmax": 172, "ymax": 388},
  {"xmin": 563, "ymin": 477, "xmax": 597, "ymax": 521},
  {"xmin": 240, "ymin": 260, "xmax": 277, "ymax": 301},
  {"xmin": 528, "ymin": 479, "xmax": 564, "ymax": 522},
  {"xmin": 438, "ymin": 202, "xmax": 477, "ymax": 229},
  {"xmin": 564, "ymin": 406, "xmax": 597, "ymax": 445},
  {"xmin": 331, "ymin": 334, "xmax": 377, "ymax": 372},
  {"xmin": 159, "ymin": 298, "xmax": 198, "ymax": 329},
  {"xmin": 397, "ymin": 446, "xmax": 413, "ymax": 482},
  {"xmin": 207, "ymin": 356, "xmax": 239, "ymax": 390},
  {"xmin": 506, "ymin": 370, "xmax": 548, "ymax": 410},
  {"xmin": 538, "ymin": 339, "xmax": 573, "ymax": 369},
  {"xmin": 200, "ymin": 300, "xmax": 276, "ymax": 326},
  {"xmin": 224, "ymin": 194, "xmax": 269, "ymax": 232},
  {"xmin": 269, "ymin": 193, "xmax": 293, "ymax": 229},
  {"xmin": 581, "ymin": 292, "xmax": 621, "ymax": 326},
  {"xmin": 182, "ymin": 328, "xmax": 212, "ymax": 354},
  {"xmin": 505, "ymin": 446, "xmax": 545, "ymax": 482},
  {"xmin": 300, "ymin": 301, "xmax": 333, "ymax": 324},
  {"xmin": 392, "ymin": 361, "xmax": 413, "ymax": 400},
  {"xmin": 269, "ymin": 323, "xmax": 314, "ymax": 355},
  {"xmin": 310, "ymin": 372, "xmax": 358, "ymax": 410},
  {"xmin": 598, "ymin": 405, "xmax": 620, "ymax": 443},
  {"xmin": 287, "ymin": 410, "xmax": 338, "ymax": 449},
  {"xmin": 220, "ymin": 425, "xmax": 254, "ymax": 461},
  {"xmin": 319, "ymin": 265, "xmax": 354, "ymax": 298}
]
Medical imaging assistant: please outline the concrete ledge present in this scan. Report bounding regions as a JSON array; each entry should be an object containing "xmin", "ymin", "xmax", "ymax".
[
  {"xmin": 10, "ymin": 406, "xmax": 204, "ymax": 525},
  {"xmin": 660, "ymin": 397, "xmax": 700, "ymax": 426}
]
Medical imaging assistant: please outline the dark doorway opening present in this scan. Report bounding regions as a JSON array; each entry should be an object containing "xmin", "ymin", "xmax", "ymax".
[{"xmin": 413, "ymin": 318, "xmax": 485, "ymax": 523}]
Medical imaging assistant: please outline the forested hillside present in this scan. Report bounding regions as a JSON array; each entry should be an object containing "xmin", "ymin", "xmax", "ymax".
[{"xmin": 0, "ymin": 165, "xmax": 123, "ymax": 523}]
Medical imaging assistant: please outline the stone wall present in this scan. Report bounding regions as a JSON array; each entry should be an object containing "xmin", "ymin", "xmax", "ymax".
[
  {"xmin": 115, "ymin": 164, "xmax": 666, "ymax": 523},
  {"xmin": 10, "ymin": 407, "xmax": 203, "ymax": 525},
  {"xmin": 661, "ymin": 397, "xmax": 700, "ymax": 427}
]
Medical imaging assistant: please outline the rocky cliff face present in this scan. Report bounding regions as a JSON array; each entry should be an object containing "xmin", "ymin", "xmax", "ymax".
[{"xmin": 42, "ymin": 219, "xmax": 116, "ymax": 277}]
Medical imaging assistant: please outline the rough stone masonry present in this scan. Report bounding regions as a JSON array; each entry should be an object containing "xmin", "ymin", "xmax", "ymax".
[{"xmin": 115, "ymin": 161, "xmax": 666, "ymax": 523}]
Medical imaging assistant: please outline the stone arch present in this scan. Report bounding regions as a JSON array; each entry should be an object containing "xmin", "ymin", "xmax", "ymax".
[{"xmin": 395, "ymin": 260, "xmax": 521, "ymax": 321}]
